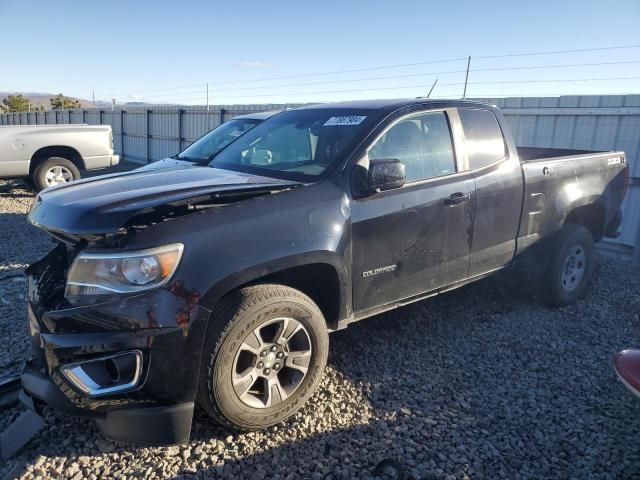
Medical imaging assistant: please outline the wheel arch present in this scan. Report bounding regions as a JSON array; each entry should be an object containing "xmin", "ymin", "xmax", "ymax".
[
  {"xmin": 199, "ymin": 253, "xmax": 350, "ymax": 330},
  {"xmin": 30, "ymin": 145, "xmax": 85, "ymax": 174},
  {"xmin": 563, "ymin": 200, "xmax": 606, "ymax": 241}
]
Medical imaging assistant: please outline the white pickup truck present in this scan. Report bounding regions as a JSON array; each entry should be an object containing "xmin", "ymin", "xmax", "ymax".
[{"xmin": 0, "ymin": 124, "xmax": 119, "ymax": 190}]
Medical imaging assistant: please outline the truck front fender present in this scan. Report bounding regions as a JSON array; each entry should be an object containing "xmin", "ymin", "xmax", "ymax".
[{"xmin": 199, "ymin": 251, "xmax": 351, "ymax": 329}]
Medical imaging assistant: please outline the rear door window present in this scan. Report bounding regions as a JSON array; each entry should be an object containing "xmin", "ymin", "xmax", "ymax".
[{"xmin": 459, "ymin": 109, "xmax": 506, "ymax": 169}]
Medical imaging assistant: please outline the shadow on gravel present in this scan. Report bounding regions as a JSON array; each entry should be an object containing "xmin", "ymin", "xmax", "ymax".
[
  {"xmin": 186, "ymin": 268, "xmax": 640, "ymax": 479},
  {"xmin": 178, "ymin": 276, "xmax": 548, "ymax": 479},
  {"xmin": 0, "ymin": 276, "xmax": 519, "ymax": 478},
  {"xmin": 3, "ymin": 254, "xmax": 640, "ymax": 479},
  {"xmin": 0, "ymin": 187, "xmax": 33, "ymax": 199}
]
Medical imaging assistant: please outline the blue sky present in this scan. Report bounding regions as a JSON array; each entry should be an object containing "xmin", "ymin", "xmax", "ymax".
[{"xmin": 2, "ymin": 0, "xmax": 639, "ymax": 104}]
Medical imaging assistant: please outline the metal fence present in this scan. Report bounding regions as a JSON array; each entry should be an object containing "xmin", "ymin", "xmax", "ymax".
[
  {"xmin": 0, "ymin": 104, "xmax": 304, "ymax": 163},
  {"xmin": 1, "ymin": 96, "xmax": 639, "ymax": 262}
]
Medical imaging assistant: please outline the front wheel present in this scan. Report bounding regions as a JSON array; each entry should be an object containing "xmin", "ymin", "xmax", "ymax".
[
  {"xmin": 197, "ymin": 284, "xmax": 329, "ymax": 430},
  {"xmin": 543, "ymin": 224, "xmax": 595, "ymax": 306}
]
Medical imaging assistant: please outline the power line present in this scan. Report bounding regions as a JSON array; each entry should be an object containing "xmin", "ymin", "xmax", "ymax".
[
  {"xmin": 106, "ymin": 58, "xmax": 468, "ymax": 97},
  {"xmin": 212, "ymin": 78, "xmax": 640, "ymax": 100},
  {"xmin": 109, "ymin": 83, "xmax": 206, "ymax": 97},
  {"xmin": 131, "ymin": 60, "xmax": 640, "ymax": 101},
  {"xmin": 136, "ymin": 77, "xmax": 640, "ymax": 103},
  {"xmin": 140, "ymin": 70, "xmax": 640, "ymax": 102},
  {"xmin": 473, "ymin": 60, "xmax": 640, "ymax": 73},
  {"xmin": 474, "ymin": 45, "xmax": 640, "ymax": 59},
  {"xmin": 129, "ymin": 90, "xmax": 640, "ymax": 106},
  {"xmin": 443, "ymin": 75, "xmax": 640, "ymax": 87},
  {"xmin": 433, "ymin": 91, "xmax": 640, "ymax": 98},
  {"xmin": 200, "ymin": 44, "xmax": 640, "ymax": 86},
  {"xmin": 106, "ymin": 59, "xmax": 467, "ymax": 98},
  {"xmin": 103, "ymin": 44, "xmax": 640, "ymax": 98},
  {"xmin": 118, "ymin": 69, "xmax": 468, "ymax": 99}
]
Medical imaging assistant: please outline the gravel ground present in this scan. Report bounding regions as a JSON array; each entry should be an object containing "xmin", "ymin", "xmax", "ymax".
[{"xmin": 1, "ymin": 171, "xmax": 640, "ymax": 480}]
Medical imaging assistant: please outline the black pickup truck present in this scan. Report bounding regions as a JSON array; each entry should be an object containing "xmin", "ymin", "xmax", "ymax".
[{"xmin": 22, "ymin": 99, "xmax": 628, "ymax": 445}]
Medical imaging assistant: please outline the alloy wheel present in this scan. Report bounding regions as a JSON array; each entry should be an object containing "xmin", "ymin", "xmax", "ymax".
[
  {"xmin": 561, "ymin": 245, "xmax": 586, "ymax": 292},
  {"xmin": 232, "ymin": 317, "xmax": 312, "ymax": 409},
  {"xmin": 44, "ymin": 165, "xmax": 74, "ymax": 186}
]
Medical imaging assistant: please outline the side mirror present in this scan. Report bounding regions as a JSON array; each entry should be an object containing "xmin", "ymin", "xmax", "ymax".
[{"xmin": 368, "ymin": 159, "xmax": 406, "ymax": 192}]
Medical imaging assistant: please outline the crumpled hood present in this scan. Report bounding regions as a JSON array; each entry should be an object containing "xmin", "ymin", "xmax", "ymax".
[
  {"xmin": 134, "ymin": 157, "xmax": 201, "ymax": 171},
  {"xmin": 29, "ymin": 165, "xmax": 299, "ymax": 235}
]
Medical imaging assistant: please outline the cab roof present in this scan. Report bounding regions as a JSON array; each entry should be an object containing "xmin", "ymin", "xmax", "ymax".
[
  {"xmin": 235, "ymin": 110, "xmax": 281, "ymax": 120},
  {"xmin": 294, "ymin": 98, "xmax": 493, "ymax": 113}
]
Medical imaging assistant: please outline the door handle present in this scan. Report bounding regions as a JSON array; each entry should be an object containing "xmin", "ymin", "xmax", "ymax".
[{"xmin": 444, "ymin": 192, "xmax": 471, "ymax": 206}]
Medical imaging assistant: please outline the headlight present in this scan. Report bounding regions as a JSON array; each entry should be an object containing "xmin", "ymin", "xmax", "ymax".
[{"xmin": 65, "ymin": 244, "xmax": 184, "ymax": 306}]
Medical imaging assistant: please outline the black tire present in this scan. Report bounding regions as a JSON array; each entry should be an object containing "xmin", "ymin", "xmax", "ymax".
[
  {"xmin": 32, "ymin": 157, "xmax": 81, "ymax": 191},
  {"xmin": 197, "ymin": 284, "xmax": 329, "ymax": 430},
  {"xmin": 542, "ymin": 224, "xmax": 595, "ymax": 307}
]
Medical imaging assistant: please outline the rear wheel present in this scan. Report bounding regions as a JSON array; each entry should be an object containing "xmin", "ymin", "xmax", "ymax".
[
  {"xmin": 32, "ymin": 157, "xmax": 81, "ymax": 191},
  {"xmin": 197, "ymin": 284, "xmax": 329, "ymax": 430},
  {"xmin": 542, "ymin": 224, "xmax": 595, "ymax": 306}
]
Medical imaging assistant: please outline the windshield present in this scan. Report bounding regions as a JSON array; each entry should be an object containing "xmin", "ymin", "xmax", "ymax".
[
  {"xmin": 178, "ymin": 117, "xmax": 263, "ymax": 162},
  {"xmin": 209, "ymin": 108, "xmax": 374, "ymax": 181}
]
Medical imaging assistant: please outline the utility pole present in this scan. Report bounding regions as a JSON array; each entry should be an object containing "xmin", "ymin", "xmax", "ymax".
[
  {"xmin": 427, "ymin": 79, "xmax": 438, "ymax": 98},
  {"xmin": 462, "ymin": 56, "xmax": 471, "ymax": 99},
  {"xmin": 206, "ymin": 83, "xmax": 209, "ymax": 112},
  {"xmin": 28, "ymin": 101, "xmax": 31, "ymax": 113},
  {"xmin": 92, "ymin": 90, "xmax": 95, "ymax": 107},
  {"xmin": 111, "ymin": 96, "xmax": 115, "ymax": 111}
]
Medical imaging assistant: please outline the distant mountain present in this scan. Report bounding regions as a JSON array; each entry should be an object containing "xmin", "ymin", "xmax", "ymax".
[
  {"xmin": 0, "ymin": 91, "xmax": 182, "ymax": 110},
  {"xmin": 0, "ymin": 91, "xmax": 96, "ymax": 110}
]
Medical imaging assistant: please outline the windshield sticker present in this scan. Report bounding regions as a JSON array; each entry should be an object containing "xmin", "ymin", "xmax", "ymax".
[
  {"xmin": 324, "ymin": 116, "xmax": 367, "ymax": 126},
  {"xmin": 228, "ymin": 130, "xmax": 243, "ymax": 137}
]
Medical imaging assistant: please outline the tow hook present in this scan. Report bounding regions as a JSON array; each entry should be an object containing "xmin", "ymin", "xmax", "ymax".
[{"xmin": 0, "ymin": 373, "xmax": 45, "ymax": 460}]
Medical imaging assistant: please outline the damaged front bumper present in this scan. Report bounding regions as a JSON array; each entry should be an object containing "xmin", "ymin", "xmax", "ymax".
[
  {"xmin": 20, "ymin": 362, "xmax": 194, "ymax": 445},
  {"xmin": 20, "ymin": 247, "xmax": 211, "ymax": 446}
]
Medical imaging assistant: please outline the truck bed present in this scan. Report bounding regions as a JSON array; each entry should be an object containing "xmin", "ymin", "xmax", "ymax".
[
  {"xmin": 517, "ymin": 146, "xmax": 605, "ymax": 163},
  {"xmin": 516, "ymin": 146, "xmax": 627, "ymax": 259}
]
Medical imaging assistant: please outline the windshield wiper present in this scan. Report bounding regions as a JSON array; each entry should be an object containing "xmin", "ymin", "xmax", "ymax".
[{"xmin": 175, "ymin": 155, "xmax": 206, "ymax": 162}]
